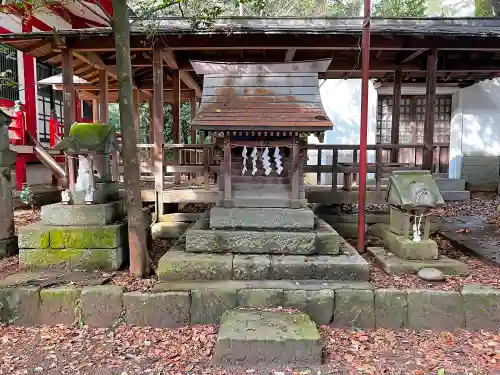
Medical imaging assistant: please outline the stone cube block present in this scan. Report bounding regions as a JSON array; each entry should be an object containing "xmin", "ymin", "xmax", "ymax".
[
  {"xmin": 284, "ymin": 289, "xmax": 334, "ymax": 325},
  {"xmin": 0, "ymin": 286, "xmax": 40, "ymax": 326},
  {"xmin": 407, "ymin": 289, "xmax": 465, "ymax": 330},
  {"xmin": 232, "ymin": 255, "xmax": 270, "ymax": 280},
  {"xmin": 191, "ymin": 289, "xmax": 238, "ymax": 324},
  {"xmin": 81, "ymin": 285, "xmax": 123, "ymax": 328},
  {"xmin": 123, "ymin": 292, "xmax": 190, "ymax": 328},
  {"xmin": 375, "ymin": 289, "xmax": 408, "ymax": 329},
  {"xmin": 332, "ymin": 289, "xmax": 375, "ymax": 329},
  {"xmin": 157, "ymin": 251, "xmax": 233, "ymax": 281},
  {"xmin": 315, "ymin": 218, "xmax": 340, "ymax": 255},
  {"xmin": 41, "ymin": 201, "xmax": 123, "ymax": 226},
  {"xmin": 18, "ymin": 224, "xmax": 49, "ymax": 249},
  {"xmin": 40, "ymin": 286, "xmax": 81, "ymax": 326},
  {"xmin": 462, "ymin": 284, "xmax": 500, "ymax": 331},
  {"xmin": 238, "ymin": 288, "xmax": 284, "ymax": 308}
]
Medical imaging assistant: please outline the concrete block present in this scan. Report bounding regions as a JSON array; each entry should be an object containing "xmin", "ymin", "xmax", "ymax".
[
  {"xmin": 157, "ymin": 251, "xmax": 233, "ymax": 281},
  {"xmin": 151, "ymin": 222, "xmax": 190, "ymax": 239},
  {"xmin": 18, "ymin": 224, "xmax": 49, "ymax": 249},
  {"xmin": 368, "ymin": 247, "xmax": 469, "ymax": 276},
  {"xmin": 41, "ymin": 201, "xmax": 123, "ymax": 226},
  {"xmin": 191, "ymin": 289, "xmax": 238, "ymax": 324},
  {"xmin": 232, "ymin": 255, "xmax": 270, "ymax": 280},
  {"xmin": 370, "ymin": 223, "xmax": 438, "ymax": 260},
  {"xmin": 123, "ymin": 292, "xmax": 190, "ymax": 328},
  {"xmin": 238, "ymin": 288, "xmax": 284, "ymax": 308},
  {"xmin": 407, "ymin": 289, "xmax": 465, "ymax": 330},
  {"xmin": 48, "ymin": 224, "xmax": 126, "ymax": 249},
  {"xmin": 81, "ymin": 285, "xmax": 123, "ymax": 328},
  {"xmin": 0, "ymin": 286, "xmax": 40, "ymax": 325},
  {"xmin": 333, "ymin": 289, "xmax": 375, "ymax": 329},
  {"xmin": 434, "ymin": 178, "xmax": 466, "ymax": 191},
  {"xmin": 283, "ymin": 289, "xmax": 334, "ymax": 325},
  {"xmin": 19, "ymin": 247, "xmax": 124, "ymax": 271},
  {"xmin": 462, "ymin": 284, "xmax": 500, "ymax": 331},
  {"xmin": 209, "ymin": 207, "xmax": 314, "ymax": 229},
  {"xmin": 213, "ymin": 309, "xmax": 321, "ymax": 366},
  {"xmin": 441, "ymin": 190, "xmax": 471, "ymax": 201},
  {"xmin": 330, "ymin": 222, "xmax": 367, "ymax": 238},
  {"xmin": 0, "ymin": 236, "xmax": 18, "ymax": 258},
  {"xmin": 315, "ymin": 218, "xmax": 340, "ymax": 255},
  {"xmin": 40, "ymin": 286, "xmax": 81, "ymax": 325},
  {"xmin": 375, "ymin": 289, "xmax": 408, "ymax": 329}
]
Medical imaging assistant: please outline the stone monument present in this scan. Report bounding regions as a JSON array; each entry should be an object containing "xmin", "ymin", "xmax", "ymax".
[
  {"xmin": 0, "ymin": 109, "xmax": 17, "ymax": 258},
  {"xmin": 368, "ymin": 170, "xmax": 468, "ymax": 275},
  {"xmin": 18, "ymin": 123, "xmax": 126, "ymax": 270}
]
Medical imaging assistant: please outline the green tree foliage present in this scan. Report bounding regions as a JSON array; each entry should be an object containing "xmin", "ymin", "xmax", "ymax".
[
  {"xmin": 373, "ymin": 0, "xmax": 426, "ymax": 16},
  {"xmin": 475, "ymin": 0, "xmax": 499, "ymax": 15}
]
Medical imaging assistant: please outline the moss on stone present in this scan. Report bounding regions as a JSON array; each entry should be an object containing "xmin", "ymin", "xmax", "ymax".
[
  {"xmin": 19, "ymin": 248, "xmax": 123, "ymax": 270},
  {"xmin": 48, "ymin": 225, "xmax": 124, "ymax": 249}
]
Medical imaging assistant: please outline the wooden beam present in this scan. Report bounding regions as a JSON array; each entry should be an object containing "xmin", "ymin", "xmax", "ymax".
[
  {"xmin": 99, "ymin": 69, "xmax": 109, "ymax": 123},
  {"xmin": 92, "ymin": 99, "xmax": 99, "ymax": 122},
  {"xmin": 162, "ymin": 50, "xmax": 178, "ymax": 69},
  {"xmin": 423, "ymin": 49, "xmax": 437, "ymax": 170},
  {"xmin": 171, "ymin": 69, "xmax": 181, "ymax": 185},
  {"xmin": 162, "ymin": 49, "xmax": 202, "ymax": 97},
  {"xmin": 62, "ymin": 48, "xmax": 75, "ymax": 136},
  {"xmin": 390, "ymin": 69, "xmax": 402, "ymax": 163},
  {"xmin": 153, "ymin": 45, "xmax": 164, "ymax": 216},
  {"xmin": 26, "ymin": 40, "xmax": 51, "ymax": 54},
  {"xmin": 284, "ymin": 48, "xmax": 296, "ymax": 62},
  {"xmin": 400, "ymin": 49, "xmax": 428, "ymax": 63}
]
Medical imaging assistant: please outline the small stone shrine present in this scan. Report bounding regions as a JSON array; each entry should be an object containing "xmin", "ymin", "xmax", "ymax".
[
  {"xmin": 158, "ymin": 60, "xmax": 369, "ymax": 286},
  {"xmin": 0, "ymin": 109, "xmax": 17, "ymax": 258},
  {"xmin": 18, "ymin": 123, "xmax": 126, "ymax": 270},
  {"xmin": 368, "ymin": 170, "xmax": 468, "ymax": 275}
]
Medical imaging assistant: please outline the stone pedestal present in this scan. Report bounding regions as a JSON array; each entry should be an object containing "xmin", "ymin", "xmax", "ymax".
[{"xmin": 18, "ymin": 201, "xmax": 126, "ymax": 270}]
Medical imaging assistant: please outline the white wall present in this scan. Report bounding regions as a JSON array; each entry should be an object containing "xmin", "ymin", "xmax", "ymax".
[{"xmin": 449, "ymin": 78, "xmax": 500, "ymax": 178}]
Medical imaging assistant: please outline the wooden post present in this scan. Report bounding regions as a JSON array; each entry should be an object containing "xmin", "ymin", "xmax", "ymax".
[
  {"xmin": 62, "ymin": 48, "xmax": 74, "ymax": 136},
  {"xmin": 316, "ymin": 148, "xmax": 322, "ymax": 185},
  {"xmin": 391, "ymin": 69, "xmax": 402, "ymax": 163},
  {"xmin": 423, "ymin": 50, "xmax": 437, "ymax": 170},
  {"xmin": 148, "ymin": 99, "xmax": 154, "ymax": 143},
  {"xmin": 99, "ymin": 69, "xmax": 109, "ymax": 123},
  {"xmin": 224, "ymin": 134, "xmax": 231, "ymax": 201},
  {"xmin": 133, "ymin": 88, "xmax": 141, "ymax": 143},
  {"xmin": 331, "ymin": 148, "xmax": 338, "ymax": 192},
  {"xmin": 190, "ymin": 91, "xmax": 197, "ymax": 144},
  {"xmin": 291, "ymin": 137, "xmax": 299, "ymax": 201},
  {"xmin": 153, "ymin": 45, "xmax": 164, "ymax": 216},
  {"xmin": 203, "ymin": 146, "xmax": 210, "ymax": 188},
  {"xmin": 92, "ymin": 99, "xmax": 99, "ymax": 122},
  {"xmin": 171, "ymin": 70, "xmax": 181, "ymax": 184}
]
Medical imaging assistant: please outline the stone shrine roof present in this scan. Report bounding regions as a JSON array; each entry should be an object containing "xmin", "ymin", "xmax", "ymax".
[{"xmin": 54, "ymin": 123, "xmax": 118, "ymax": 154}]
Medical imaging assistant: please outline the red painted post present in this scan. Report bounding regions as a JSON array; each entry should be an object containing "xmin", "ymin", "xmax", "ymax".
[{"xmin": 357, "ymin": 0, "xmax": 372, "ymax": 253}]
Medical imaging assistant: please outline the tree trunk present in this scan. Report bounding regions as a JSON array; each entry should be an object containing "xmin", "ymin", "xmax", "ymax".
[{"xmin": 112, "ymin": 0, "xmax": 150, "ymax": 277}]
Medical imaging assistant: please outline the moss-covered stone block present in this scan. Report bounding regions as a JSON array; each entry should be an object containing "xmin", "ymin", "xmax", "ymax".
[
  {"xmin": 407, "ymin": 289, "xmax": 465, "ymax": 330},
  {"xmin": 48, "ymin": 224, "xmax": 126, "ymax": 249},
  {"xmin": 232, "ymin": 255, "xmax": 270, "ymax": 280},
  {"xmin": 157, "ymin": 251, "xmax": 233, "ymax": 281},
  {"xmin": 238, "ymin": 288, "xmax": 284, "ymax": 308},
  {"xmin": 332, "ymin": 289, "xmax": 375, "ymax": 329},
  {"xmin": 191, "ymin": 289, "xmax": 238, "ymax": 324},
  {"xmin": 283, "ymin": 289, "xmax": 334, "ymax": 325},
  {"xmin": 81, "ymin": 285, "xmax": 123, "ymax": 328},
  {"xmin": 40, "ymin": 286, "xmax": 81, "ymax": 325},
  {"xmin": 19, "ymin": 247, "xmax": 124, "ymax": 271},
  {"xmin": 18, "ymin": 224, "xmax": 49, "ymax": 249},
  {"xmin": 41, "ymin": 201, "xmax": 123, "ymax": 226},
  {"xmin": 0, "ymin": 286, "xmax": 40, "ymax": 326},
  {"xmin": 462, "ymin": 284, "xmax": 500, "ymax": 331},
  {"xmin": 375, "ymin": 289, "xmax": 408, "ymax": 329},
  {"xmin": 123, "ymin": 292, "xmax": 190, "ymax": 328},
  {"xmin": 315, "ymin": 218, "xmax": 340, "ymax": 255}
]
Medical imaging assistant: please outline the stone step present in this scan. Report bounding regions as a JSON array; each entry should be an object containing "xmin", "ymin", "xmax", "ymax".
[
  {"xmin": 213, "ymin": 309, "xmax": 322, "ymax": 367},
  {"xmin": 434, "ymin": 178, "xmax": 466, "ymax": 191},
  {"xmin": 441, "ymin": 190, "xmax": 470, "ymax": 201},
  {"xmin": 209, "ymin": 207, "xmax": 315, "ymax": 230},
  {"xmin": 40, "ymin": 201, "xmax": 124, "ymax": 226},
  {"xmin": 157, "ymin": 239, "xmax": 369, "ymax": 281},
  {"xmin": 217, "ymin": 197, "xmax": 308, "ymax": 208}
]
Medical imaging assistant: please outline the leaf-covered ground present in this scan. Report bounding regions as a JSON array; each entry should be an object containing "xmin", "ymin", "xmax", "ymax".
[{"xmin": 1, "ymin": 323, "xmax": 500, "ymax": 375}]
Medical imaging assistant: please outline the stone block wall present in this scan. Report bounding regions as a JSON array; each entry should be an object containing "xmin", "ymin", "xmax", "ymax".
[{"xmin": 461, "ymin": 155, "xmax": 499, "ymax": 191}]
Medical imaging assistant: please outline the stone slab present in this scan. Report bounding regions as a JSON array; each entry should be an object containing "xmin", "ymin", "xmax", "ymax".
[
  {"xmin": 210, "ymin": 207, "xmax": 314, "ymax": 229},
  {"xmin": 157, "ymin": 249, "xmax": 233, "ymax": 281},
  {"xmin": 186, "ymin": 219, "xmax": 317, "ymax": 255},
  {"xmin": 0, "ymin": 286, "xmax": 40, "ymax": 325},
  {"xmin": 314, "ymin": 218, "xmax": 340, "ymax": 255},
  {"xmin": 269, "ymin": 240, "xmax": 369, "ymax": 281},
  {"xmin": 369, "ymin": 223, "xmax": 438, "ymax": 260},
  {"xmin": 213, "ymin": 309, "xmax": 322, "ymax": 367},
  {"xmin": 19, "ymin": 223, "xmax": 126, "ymax": 249},
  {"xmin": 0, "ymin": 236, "xmax": 18, "ymax": 258},
  {"xmin": 375, "ymin": 289, "xmax": 408, "ymax": 329},
  {"xmin": 219, "ymin": 198, "xmax": 308, "ymax": 209},
  {"xmin": 462, "ymin": 284, "xmax": 500, "ymax": 331},
  {"xmin": 332, "ymin": 289, "xmax": 375, "ymax": 329},
  {"xmin": 367, "ymin": 247, "xmax": 469, "ymax": 276},
  {"xmin": 232, "ymin": 255, "xmax": 271, "ymax": 280},
  {"xmin": 238, "ymin": 288, "xmax": 284, "ymax": 308},
  {"xmin": 123, "ymin": 292, "xmax": 190, "ymax": 328},
  {"xmin": 81, "ymin": 285, "xmax": 123, "ymax": 328},
  {"xmin": 191, "ymin": 289, "xmax": 238, "ymax": 324},
  {"xmin": 151, "ymin": 222, "xmax": 190, "ymax": 239},
  {"xmin": 329, "ymin": 222, "xmax": 366, "ymax": 238},
  {"xmin": 41, "ymin": 201, "xmax": 123, "ymax": 226},
  {"xmin": 39, "ymin": 286, "xmax": 81, "ymax": 325},
  {"xmin": 407, "ymin": 289, "xmax": 465, "ymax": 330},
  {"xmin": 284, "ymin": 289, "xmax": 334, "ymax": 325},
  {"xmin": 19, "ymin": 247, "xmax": 124, "ymax": 271}
]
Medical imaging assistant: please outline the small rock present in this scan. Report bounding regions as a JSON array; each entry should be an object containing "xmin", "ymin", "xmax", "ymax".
[
  {"xmin": 34, "ymin": 368, "xmax": 43, "ymax": 373},
  {"xmin": 417, "ymin": 267, "xmax": 445, "ymax": 281}
]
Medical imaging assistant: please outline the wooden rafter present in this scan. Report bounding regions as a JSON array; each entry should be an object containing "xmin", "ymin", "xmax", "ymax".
[{"xmin": 162, "ymin": 49, "xmax": 202, "ymax": 97}]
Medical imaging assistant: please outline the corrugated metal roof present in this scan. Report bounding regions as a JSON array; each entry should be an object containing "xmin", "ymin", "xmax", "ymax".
[{"xmin": 191, "ymin": 60, "xmax": 333, "ymax": 132}]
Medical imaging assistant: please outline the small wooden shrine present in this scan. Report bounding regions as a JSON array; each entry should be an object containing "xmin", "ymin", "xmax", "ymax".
[{"xmin": 191, "ymin": 59, "xmax": 333, "ymax": 208}]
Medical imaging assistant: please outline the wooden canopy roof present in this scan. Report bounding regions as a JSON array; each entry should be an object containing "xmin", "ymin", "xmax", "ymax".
[
  {"xmin": 2, "ymin": 17, "xmax": 500, "ymax": 93},
  {"xmin": 191, "ymin": 60, "xmax": 333, "ymax": 132}
]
